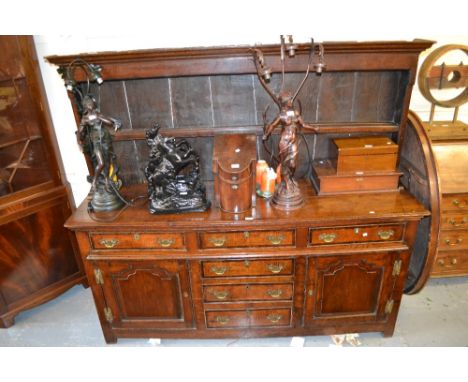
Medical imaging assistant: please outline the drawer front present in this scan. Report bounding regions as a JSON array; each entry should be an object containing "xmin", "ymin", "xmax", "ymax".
[
  {"xmin": 202, "ymin": 259, "xmax": 293, "ymax": 278},
  {"xmin": 440, "ymin": 213, "xmax": 468, "ymax": 230},
  {"xmin": 199, "ymin": 230, "xmax": 294, "ymax": 249},
  {"xmin": 439, "ymin": 230, "xmax": 468, "ymax": 251},
  {"xmin": 319, "ymin": 173, "xmax": 400, "ymax": 194},
  {"xmin": 203, "ymin": 283, "xmax": 294, "ymax": 302},
  {"xmin": 337, "ymin": 153, "xmax": 397, "ymax": 174},
  {"xmin": 205, "ymin": 308, "xmax": 291, "ymax": 328},
  {"xmin": 441, "ymin": 194, "xmax": 468, "ymax": 212},
  {"xmin": 90, "ymin": 232, "xmax": 185, "ymax": 250},
  {"xmin": 432, "ymin": 251, "xmax": 468, "ymax": 276},
  {"xmin": 309, "ymin": 224, "xmax": 404, "ymax": 245}
]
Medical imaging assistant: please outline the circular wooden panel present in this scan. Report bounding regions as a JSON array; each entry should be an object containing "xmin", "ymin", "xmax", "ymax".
[{"xmin": 399, "ymin": 110, "xmax": 441, "ymax": 294}]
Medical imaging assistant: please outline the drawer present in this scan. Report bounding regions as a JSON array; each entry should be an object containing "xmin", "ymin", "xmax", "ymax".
[
  {"xmin": 203, "ymin": 283, "xmax": 293, "ymax": 302},
  {"xmin": 199, "ymin": 230, "xmax": 294, "ymax": 249},
  {"xmin": 439, "ymin": 230, "xmax": 468, "ymax": 251},
  {"xmin": 90, "ymin": 232, "xmax": 185, "ymax": 250},
  {"xmin": 202, "ymin": 259, "xmax": 293, "ymax": 278},
  {"xmin": 205, "ymin": 308, "xmax": 291, "ymax": 328},
  {"xmin": 440, "ymin": 213, "xmax": 468, "ymax": 230},
  {"xmin": 309, "ymin": 224, "xmax": 404, "ymax": 245},
  {"xmin": 441, "ymin": 194, "xmax": 468, "ymax": 212},
  {"xmin": 432, "ymin": 251, "xmax": 468, "ymax": 275}
]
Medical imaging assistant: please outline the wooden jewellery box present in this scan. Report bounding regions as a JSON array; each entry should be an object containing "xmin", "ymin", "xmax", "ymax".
[
  {"xmin": 212, "ymin": 134, "xmax": 256, "ymax": 213},
  {"xmin": 311, "ymin": 136, "xmax": 401, "ymax": 194},
  {"xmin": 333, "ymin": 136, "xmax": 398, "ymax": 174}
]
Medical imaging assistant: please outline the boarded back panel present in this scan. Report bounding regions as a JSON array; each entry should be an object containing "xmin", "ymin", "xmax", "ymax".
[
  {"xmin": 318, "ymin": 72, "xmax": 355, "ymax": 122},
  {"xmin": 171, "ymin": 76, "xmax": 213, "ymax": 128},
  {"xmin": 210, "ymin": 75, "xmax": 256, "ymax": 127},
  {"xmin": 124, "ymin": 78, "xmax": 172, "ymax": 130}
]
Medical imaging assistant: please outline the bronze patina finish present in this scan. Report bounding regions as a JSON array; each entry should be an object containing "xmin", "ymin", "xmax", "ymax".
[
  {"xmin": 78, "ymin": 95, "xmax": 126, "ymax": 212},
  {"xmin": 253, "ymin": 36, "xmax": 325, "ymax": 210}
]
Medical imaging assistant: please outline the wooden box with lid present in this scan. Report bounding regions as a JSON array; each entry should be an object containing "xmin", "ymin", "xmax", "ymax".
[
  {"xmin": 47, "ymin": 39, "xmax": 438, "ymax": 343},
  {"xmin": 311, "ymin": 136, "xmax": 401, "ymax": 195}
]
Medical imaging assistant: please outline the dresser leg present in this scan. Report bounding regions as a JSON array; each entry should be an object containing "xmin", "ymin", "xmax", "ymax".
[
  {"xmin": 0, "ymin": 314, "xmax": 15, "ymax": 328},
  {"xmin": 383, "ymin": 325, "xmax": 396, "ymax": 338},
  {"xmin": 103, "ymin": 330, "xmax": 118, "ymax": 344}
]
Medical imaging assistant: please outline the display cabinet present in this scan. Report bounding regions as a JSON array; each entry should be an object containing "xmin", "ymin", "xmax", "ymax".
[{"xmin": 0, "ymin": 36, "xmax": 86, "ymax": 327}]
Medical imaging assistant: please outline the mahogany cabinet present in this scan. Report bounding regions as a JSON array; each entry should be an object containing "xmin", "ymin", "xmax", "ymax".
[
  {"xmin": 48, "ymin": 40, "xmax": 435, "ymax": 342},
  {"xmin": 0, "ymin": 36, "xmax": 86, "ymax": 327}
]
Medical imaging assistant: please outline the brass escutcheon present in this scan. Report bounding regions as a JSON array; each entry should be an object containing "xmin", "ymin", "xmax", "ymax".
[
  {"xmin": 99, "ymin": 239, "xmax": 119, "ymax": 248},
  {"xmin": 318, "ymin": 233, "xmax": 337, "ymax": 243}
]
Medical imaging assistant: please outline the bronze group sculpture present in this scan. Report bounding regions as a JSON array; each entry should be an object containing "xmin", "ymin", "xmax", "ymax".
[
  {"xmin": 144, "ymin": 125, "xmax": 210, "ymax": 214},
  {"xmin": 253, "ymin": 35, "xmax": 325, "ymax": 210}
]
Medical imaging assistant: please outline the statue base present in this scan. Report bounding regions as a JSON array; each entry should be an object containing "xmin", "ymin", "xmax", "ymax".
[
  {"xmin": 271, "ymin": 181, "xmax": 304, "ymax": 211},
  {"xmin": 89, "ymin": 186, "xmax": 125, "ymax": 212}
]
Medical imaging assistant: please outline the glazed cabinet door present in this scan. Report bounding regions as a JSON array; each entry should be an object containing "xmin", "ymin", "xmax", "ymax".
[
  {"xmin": 94, "ymin": 260, "xmax": 194, "ymax": 329},
  {"xmin": 304, "ymin": 252, "xmax": 400, "ymax": 326}
]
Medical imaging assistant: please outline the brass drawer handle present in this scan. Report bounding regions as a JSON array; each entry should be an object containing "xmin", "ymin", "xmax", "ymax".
[
  {"xmin": 449, "ymin": 217, "xmax": 468, "ymax": 227},
  {"xmin": 267, "ymin": 235, "xmax": 285, "ymax": 245},
  {"xmin": 452, "ymin": 199, "xmax": 467, "ymax": 209},
  {"xmin": 318, "ymin": 233, "xmax": 337, "ymax": 243},
  {"xmin": 267, "ymin": 264, "xmax": 284, "ymax": 274},
  {"xmin": 438, "ymin": 258, "xmax": 458, "ymax": 267},
  {"xmin": 209, "ymin": 237, "xmax": 227, "ymax": 247},
  {"xmin": 157, "ymin": 238, "xmax": 175, "ymax": 247},
  {"xmin": 437, "ymin": 259, "xmax": 445, "ymax": 267},
  {"xmin": 266, "ymin": 314, "xmax": 282, "ymax": 323},
  {"xmin": 210, "ymin": 266, "xmax": 228, "ymax": 275},
  {"xmin": 445, "ymin": 238, "xmax": 462, "ymax": 246},
  {"xmin": 266, "ymin": 289, "xmax": 283, "ymax": 298},
  {"xmin": 212, "ymin": 290, "xmax": 229, "ymax": 300},
  {"xmin": 215, "ymin": 316, "xmax": 230, "ymax": 325},
  {"xmin": 377, "ymin": 229, "xmax": 395, "ymax": 240},
  {"xmin": 99, "ymin": 239, "xmax": 119, "ymax": 248}
]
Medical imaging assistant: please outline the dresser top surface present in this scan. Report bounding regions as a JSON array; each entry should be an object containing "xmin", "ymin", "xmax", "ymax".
[{"xmin": 66, "ymin": 181, "xmax": 429, "ymax": 230}]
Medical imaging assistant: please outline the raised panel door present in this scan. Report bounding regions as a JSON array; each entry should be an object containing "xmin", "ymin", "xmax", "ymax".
[
  {"xmin": 304, "ymin": 252, "xmax": 398, "ymax": 326},
  {"xmin": 96, "ymin": 260, "xmax": 194, "ymax": 329}
]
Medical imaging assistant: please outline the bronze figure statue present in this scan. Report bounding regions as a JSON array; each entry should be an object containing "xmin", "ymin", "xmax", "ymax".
[
  {"xmin": 253, "ymin": 35, "xmax": 325, "ymax": 210},
  {"xmin": 144, "ymin": 124, "xmax": 210, "ymax": 214},
  {"xmin": 78, "ymin": 95, "xmax": 127, "ymax": 211}
]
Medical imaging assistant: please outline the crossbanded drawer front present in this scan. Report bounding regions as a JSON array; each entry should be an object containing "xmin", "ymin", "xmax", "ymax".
[
  {"xmin": 90, "ymin": 233, "xmax": 185, "ymax": 249},
  {"xmin": 202, "ymin": 259, "xmax": 293, "ymax": 278},
  {"xmin": 440, "ymin": 213, "xmax": 468, "ymax": 230},
  {"xmin": 205, "ymin": 308, "xmax": 291, "ymax": 328},
  {"xmin": 439, "ymin": 230, "xmax": 468, "ymax": 251},
  {"xmin": 441, "ymin": 195, "xmax": 468, "ymax": 212},
  {"xmin": 309, "ymin": 224, "xmax": 404, "ymax": 245},
  {"xmin": 199, "ymin": 230, "xmax": 294, "ymax": 249},
  {"xmin": 203, "ymin": 283, "xmax": 294, "ymax": 302}
]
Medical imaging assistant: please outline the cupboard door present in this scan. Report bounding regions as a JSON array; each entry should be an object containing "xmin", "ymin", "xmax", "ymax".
[
  {"xmin": 304, "ymin": 252, "xmax": 398, "ymax": 325},
  {"xmin": 95, "ymin": 260, "xmax": 194, "ymax": 329}
]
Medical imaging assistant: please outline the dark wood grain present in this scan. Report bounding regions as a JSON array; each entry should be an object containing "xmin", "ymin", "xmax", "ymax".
[{"xmin": 0, "ymin": 36, "xmax": 85, "ymax": 327}]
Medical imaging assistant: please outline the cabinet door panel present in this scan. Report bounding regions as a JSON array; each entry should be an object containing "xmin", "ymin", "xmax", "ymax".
[
  {"xmin": 97, "ymin": 260, "xmax": 194, "ymax": 329},
  {"xmin": 305, "ymin": 252, "xmax": 397, "ymax": 325}
]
